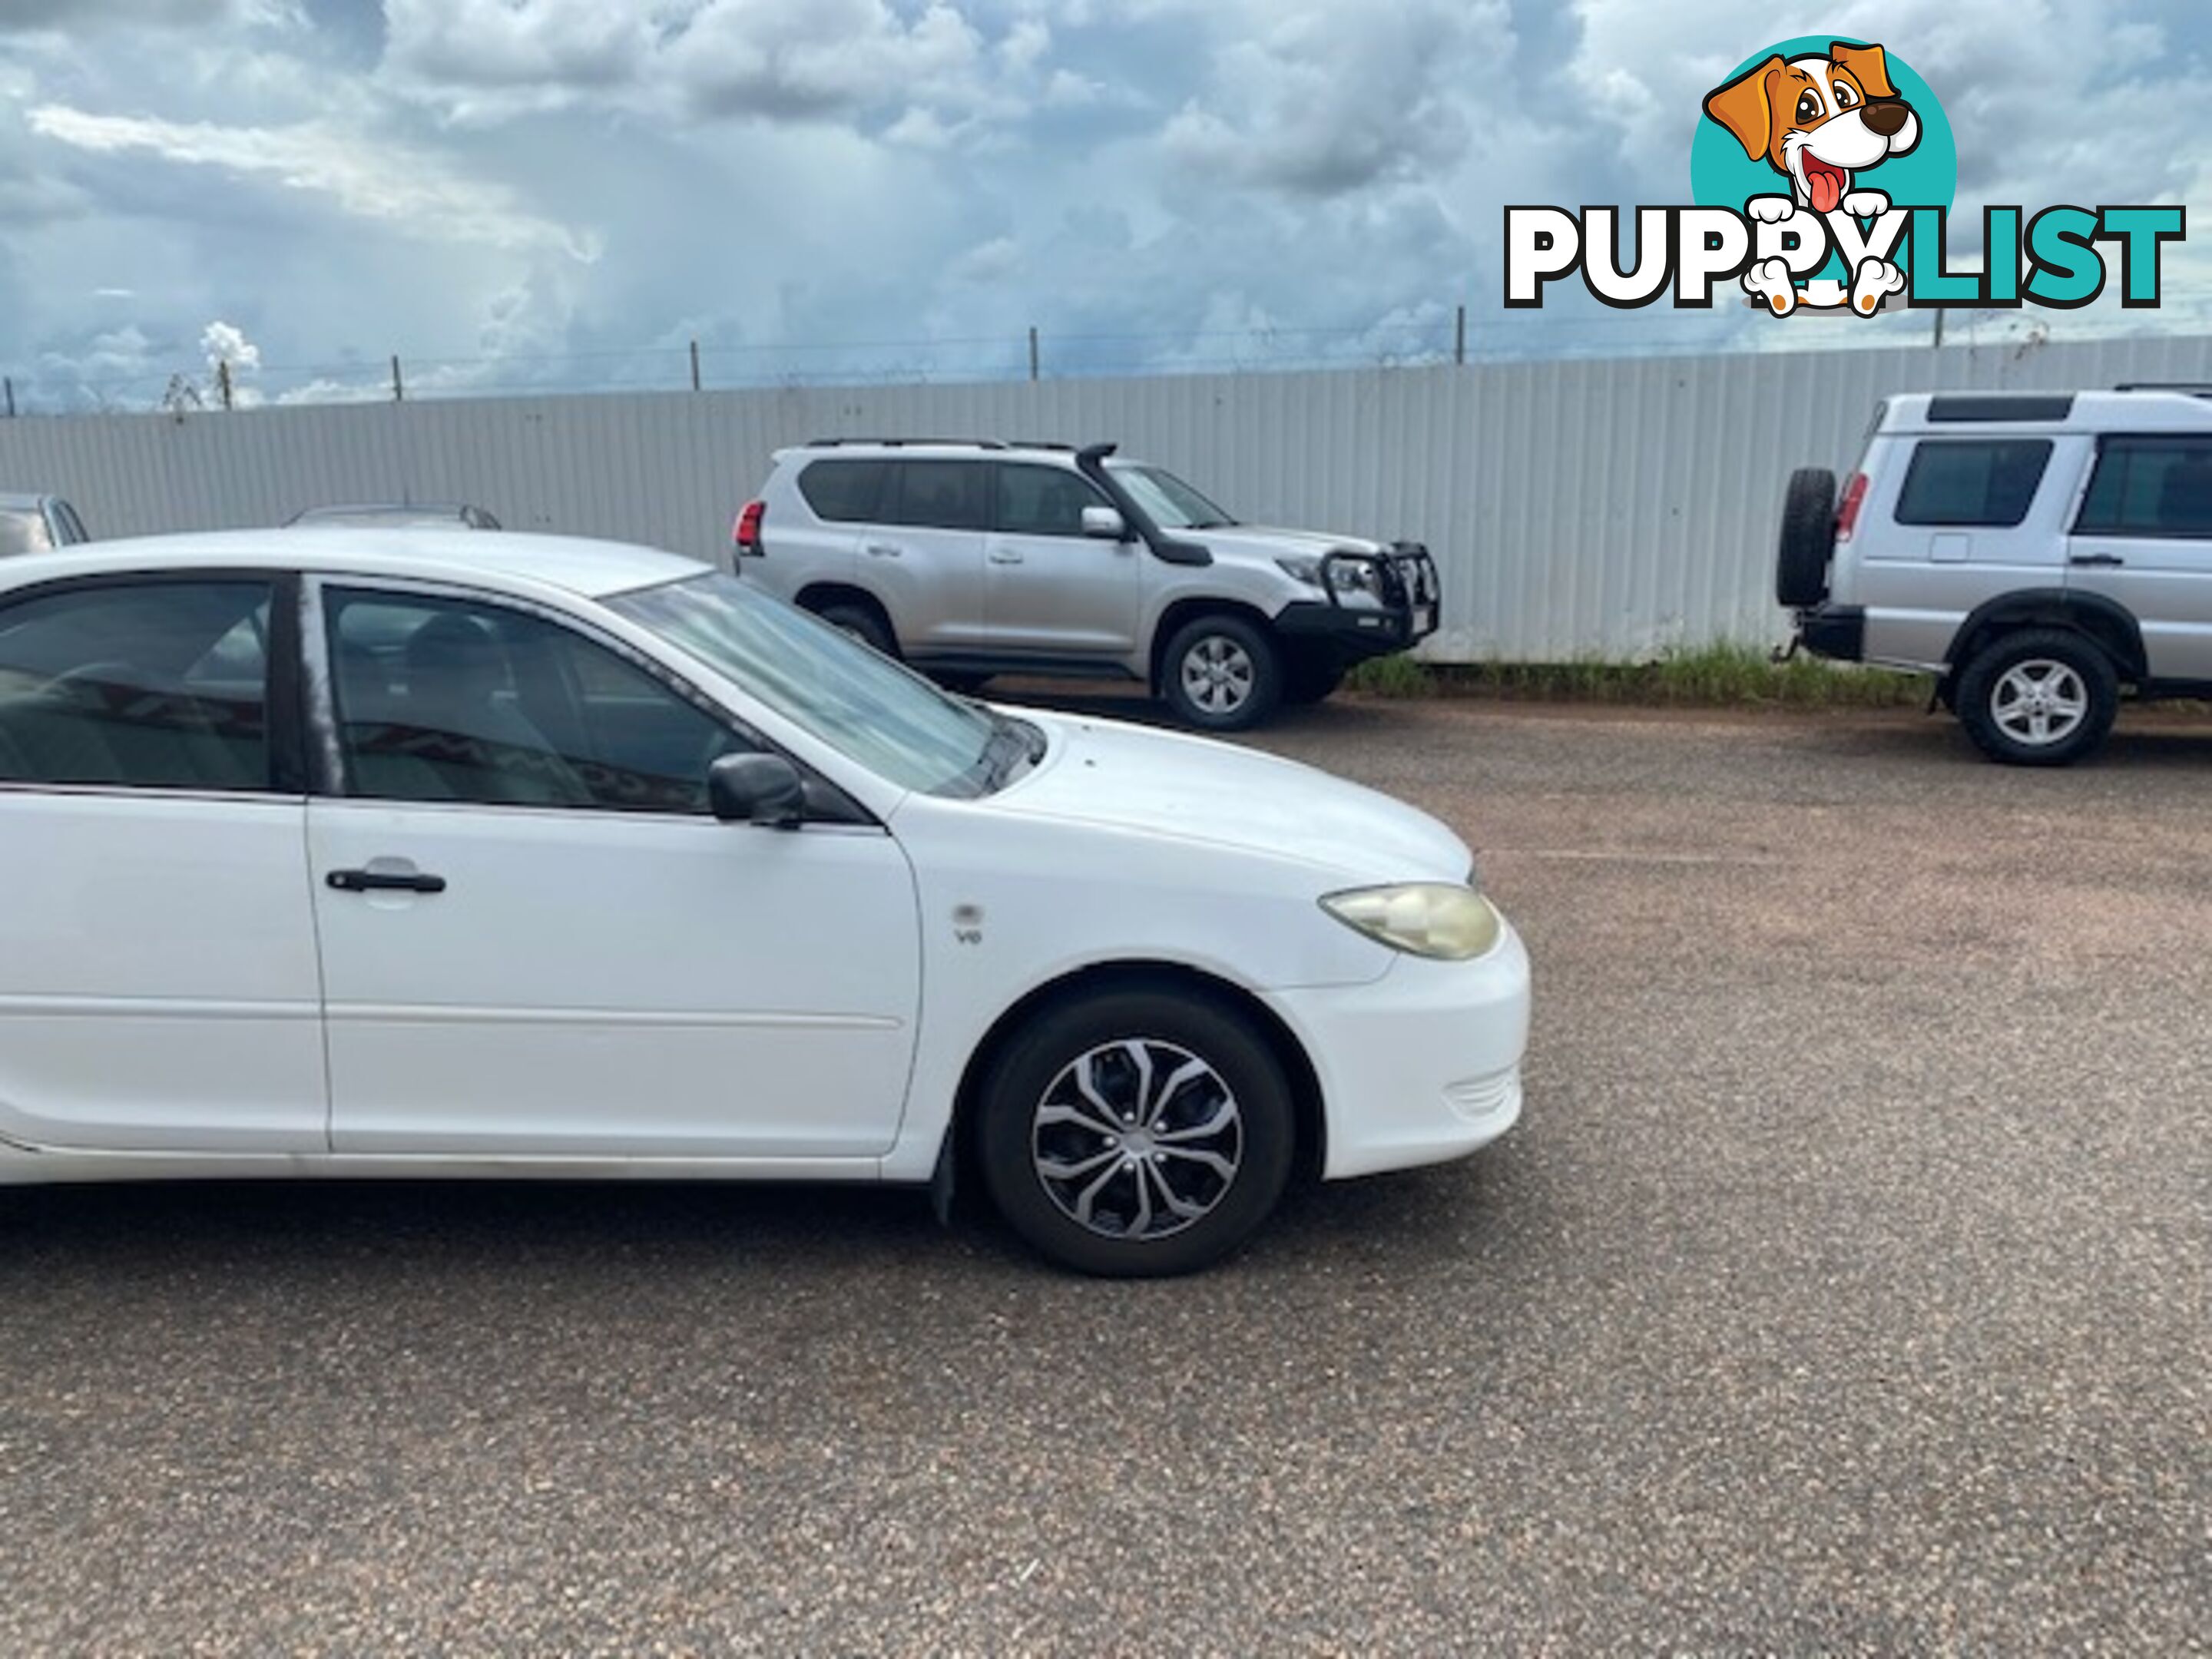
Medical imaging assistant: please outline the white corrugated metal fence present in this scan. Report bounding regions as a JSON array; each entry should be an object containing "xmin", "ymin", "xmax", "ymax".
[{"xmin": 2, "ymin": 334, "xmax": 2207, "ymax": 661}]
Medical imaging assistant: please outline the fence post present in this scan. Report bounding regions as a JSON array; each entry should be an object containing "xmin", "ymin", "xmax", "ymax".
[
  {"xmin": 3, "ymin": 377, "xmax": 13, "ymax": 418},
  {"xmin": 690, "ymin": 339, "xmax": 702, "ymax": 391},
  {"xmin": 1932, "ymin": 309, "xmax": 1945, "ymax": 350},
  {"xmin": 391, "ymin": 354, "xmax": 405, "ymax": 402},
  {"xmin": 1455, "ymin": 304, "xmax": 1466, "ymax": 366},
  {"xmin": 1028, "ymin": 326, "xmax": 1040, "ymax": 382},
  {"xmin": 216, "ymin": 359, "xmax": 234, "ymax": 411}
]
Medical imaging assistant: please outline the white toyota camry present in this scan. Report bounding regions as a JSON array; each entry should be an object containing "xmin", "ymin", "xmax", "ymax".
[{"xmin": 0, "ymin": 531, "xmax": 1529, "ymax": 1275}]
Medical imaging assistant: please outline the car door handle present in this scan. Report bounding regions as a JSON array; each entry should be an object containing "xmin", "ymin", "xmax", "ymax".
[
  {"xmin": 988, "ymin": 548, "xmax": 1025, "ymax": 565},
  {"xmin": 2069, "ymin": 553, "xmax": 2125, "ymax": 568},
  {"xmin": 864, "ymin": 542, "xmax": 903, "ymax": 558},
  {"xmin": 326, "ymin": 867, "xmax": 447, "ymax": 895}
]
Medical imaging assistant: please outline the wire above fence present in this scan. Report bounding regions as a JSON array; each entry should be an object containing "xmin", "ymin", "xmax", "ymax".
[{"xmin": 0, "ymin": 300, "xmax": 2169, "ymax": 418}]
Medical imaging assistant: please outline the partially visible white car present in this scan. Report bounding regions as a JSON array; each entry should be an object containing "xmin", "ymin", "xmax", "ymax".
[{"xmin": 0, "ymin": 530, "xmax": 1528, "ymax": 1274}]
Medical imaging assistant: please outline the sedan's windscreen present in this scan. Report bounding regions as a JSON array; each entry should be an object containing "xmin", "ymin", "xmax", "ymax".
[
  {"xmin": 1110, "ymin": 465, "xmax": 1235, "ymax": 530},
  {"xmin": 611, "ymin": 573, "xmax": 1009, "ymax": 798},
  {"xmin": 0, "ymin": 511, "xmax": 55, "ymax": 557}
]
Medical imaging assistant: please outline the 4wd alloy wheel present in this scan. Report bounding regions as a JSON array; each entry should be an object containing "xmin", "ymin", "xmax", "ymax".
[
  {"xmin": 1991, "ymin": 659, "xmax": 2090, "ymax": 747},
  {"xmin": 1181, "ymin": 636, "xmax": 1256, "ymax": 717},
  {"xmin": 1160, "ymin": 614, "xmax": 1283, "ymax": 731},
  {"xmin": 1956, "ymin": 628, "xmax": 2120, "ymax": 767}
]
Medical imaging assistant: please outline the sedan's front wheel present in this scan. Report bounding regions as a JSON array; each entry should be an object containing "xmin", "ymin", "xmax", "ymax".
[{"xmin": 978, "ymin": 986, "xmax": 1296, "ymax": 1277}]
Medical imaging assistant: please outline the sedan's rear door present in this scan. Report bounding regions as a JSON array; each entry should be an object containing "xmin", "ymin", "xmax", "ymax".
[{"xmin": 0, "ymin": 573, "xmax": 326, "ymax": 1152}]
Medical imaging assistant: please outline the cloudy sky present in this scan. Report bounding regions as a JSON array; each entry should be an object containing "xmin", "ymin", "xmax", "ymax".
[{"xmin": 2, "ymin": 0, "xmax": 2206, "ymax": 409}]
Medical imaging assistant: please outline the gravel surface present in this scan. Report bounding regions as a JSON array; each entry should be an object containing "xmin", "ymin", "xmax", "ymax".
[{"xmin": 3, "ymin": 695, "xmax": 2207, "ymax": 1654}]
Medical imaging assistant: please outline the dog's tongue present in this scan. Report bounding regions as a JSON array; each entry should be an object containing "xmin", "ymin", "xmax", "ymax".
[{"xmin": 1807, "ymin": 162, "xmax": 1843, "ymax": 214}]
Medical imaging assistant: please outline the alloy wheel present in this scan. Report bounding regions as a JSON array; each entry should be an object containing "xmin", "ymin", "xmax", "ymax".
[
  {"xmin": 1030, "ymin": 1038, "xmax": 1243, "ymax": 1240},
  {"xmin": 1992, "ymin": 658, "xmax": 2089, "ymax": 747},
  {"xmin": 1179, "ymin": 635, "xmax": 1256, "ymax": 716}
]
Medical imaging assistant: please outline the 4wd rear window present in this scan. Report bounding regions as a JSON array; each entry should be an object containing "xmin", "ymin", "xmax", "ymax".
[
  {"xmin": 796, "ymin": 459, "xmax": 889, "ymax": 524},
  {"xmin": 881, "ymin": 461, "xmax": 989, "ymax": 532},
  {"xmin": 2075, "ymin": 437, "xmax": 2212, "ymax": 538},
  {"xmin": 1895, "ymin": 439, "xmax": 2052, "ymax": 528}
]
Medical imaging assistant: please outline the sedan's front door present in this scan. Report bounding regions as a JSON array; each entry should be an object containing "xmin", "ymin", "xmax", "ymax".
[
  {"xmin": 306, "ymin": 583, "xmax": 921, "ymax": 1160},
  {"xmin": 0, "ymin": 576, "xmax": 326, "ymax": 1152}
]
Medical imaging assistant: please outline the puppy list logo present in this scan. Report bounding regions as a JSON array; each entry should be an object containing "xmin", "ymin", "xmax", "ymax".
[{"xmin": 1505, "ymin": 35, "xmax": 2185, "ymax": 318}]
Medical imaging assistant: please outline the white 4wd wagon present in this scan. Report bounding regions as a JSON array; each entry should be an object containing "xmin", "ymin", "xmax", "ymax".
[
  {"xmin": 1780, "ymin": 388, "xmax": 2212, "ymax": 764},
  {"xmin": 732, "ymin": 439, "xmax": 1440, "ymax": 730}
]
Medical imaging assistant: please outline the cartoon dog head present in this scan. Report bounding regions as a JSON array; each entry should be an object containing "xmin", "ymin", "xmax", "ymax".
[{"xmin": 1704, "ymin": 42, "xmax": 1920, "ymax": 215}]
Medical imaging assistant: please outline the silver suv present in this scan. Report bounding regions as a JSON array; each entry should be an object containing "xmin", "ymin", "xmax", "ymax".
[
  {"xmin": 1780, "ymin": 388, "xmax": 2212, "ymax": 765},
  {"xmin": 732, "ymin": 439, "xmax": 1439, "ymax": 729}
]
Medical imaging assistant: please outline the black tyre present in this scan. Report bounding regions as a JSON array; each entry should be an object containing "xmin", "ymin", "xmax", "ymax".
[
  {"xmin": 1776, "ymin": 466, "xmax": 1837, "ymax": 608},
  {"xmin": 1160, "ymin": 614, "xmax": 1283, "ymax": 731},
  {"xmin": 815, "ymin": 600, "xmax": 897, "ymax": 658},
  {"xmin": 976, "ymin": 985, "xmax": 1296, "ymax": 1277},
  {"xmin": 1955, "ymin": 628, "xmax": 2118, "ymax": 767},
  {"xmin": 1283, "ymin": 655, "xmax": 1346, "ymax": 706}
]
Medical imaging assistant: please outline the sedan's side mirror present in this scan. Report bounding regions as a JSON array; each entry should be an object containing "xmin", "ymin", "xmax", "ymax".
[
  {"xmin": 1081, "ymin": 505, "xmax": 1128, "ymax": 541},
  {"xmin": 708, "ymin": 752, "xmax": 806, "ymax": 828}
]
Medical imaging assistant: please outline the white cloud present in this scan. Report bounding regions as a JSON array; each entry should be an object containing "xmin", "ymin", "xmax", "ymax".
[
  {"xmin": 382, "ymin": 0, "xmax": 1042, "ymax": 134},
  {"xmin": 1156, "ymin": 0, "xmax": 1511, "ymax": 196},
  {"xmin": 0, "ymin": 0, "xmax": 291, "ymax": 31},
  {"xmin": 25, "ymin": 104, "xmax": 598, "ymax": 259},
  {"xmin": 200, "ymin": 319, "xmax": 259, "ymax": 373}
]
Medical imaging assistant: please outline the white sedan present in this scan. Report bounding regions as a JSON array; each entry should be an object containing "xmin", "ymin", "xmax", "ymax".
[{"xmin": 0, "ymin": 531, "xmax": 1528, "ymax": 1275}]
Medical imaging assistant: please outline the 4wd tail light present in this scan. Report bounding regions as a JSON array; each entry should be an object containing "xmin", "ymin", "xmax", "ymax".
[
  {"xmin": 1834, "ymin": 472, "xmax": 1869, "ymax": 543},
  {"xmin": 733, "ymin": 499, "xmax": 765, "ymax": 555}
]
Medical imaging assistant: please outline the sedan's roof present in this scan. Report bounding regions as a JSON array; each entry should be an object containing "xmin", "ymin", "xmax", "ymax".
[
  {"xmin": 0, "ymin": 528, "xmax": 705, "ymax": 600},
  {"xmin": 0, "ymin": 492, "xmax": 55, "ymax": 512}
]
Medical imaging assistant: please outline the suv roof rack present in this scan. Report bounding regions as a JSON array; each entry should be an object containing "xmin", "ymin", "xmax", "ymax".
[
  {"xmin": 803, "ymin": 436, "xmax": 1011, "ymax": 449},
  {"xmin": 2113, "ymin": 383, "xmax": 2212, "ymax": 397}
]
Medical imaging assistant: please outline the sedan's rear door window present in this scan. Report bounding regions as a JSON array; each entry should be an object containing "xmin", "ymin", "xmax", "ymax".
[{"xmin": 0, "ymin": 581, "xmax": 274, "ymax": 790}]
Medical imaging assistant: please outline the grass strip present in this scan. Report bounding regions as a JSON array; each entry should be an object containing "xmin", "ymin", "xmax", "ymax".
[{"xmin": 1344, "ymin": 643, "xmax": 1928, "ymax": 708}]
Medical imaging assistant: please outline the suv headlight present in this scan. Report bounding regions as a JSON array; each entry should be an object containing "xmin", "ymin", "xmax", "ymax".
[
  {"xmin": 1320, "ymin": 882, "xmax": 1501, "ymax": 960},
  {"xmin": 1275, "ymin": 555, "xmax": 1382, "ymax": 596}
]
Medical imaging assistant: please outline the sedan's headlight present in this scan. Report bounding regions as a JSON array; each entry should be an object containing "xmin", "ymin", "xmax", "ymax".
[{"xmin": 1320, "ymin": 882, "xmax": 1502, "ymax": 960}]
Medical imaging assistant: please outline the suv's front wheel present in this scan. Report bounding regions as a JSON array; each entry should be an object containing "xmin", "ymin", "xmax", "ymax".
[
  {"xmin": 1160, "ymin": 614, "xmax": 1283, "ymax": 731},
  {"xmin": 1955, "ymin": 628, "xmax": 2119, "ymax": 767}
]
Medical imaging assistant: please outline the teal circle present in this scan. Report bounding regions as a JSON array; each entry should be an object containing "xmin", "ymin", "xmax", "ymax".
[{"xmin": 1690, "ymin": 36, "xmax": 1955, "ymax": 281}]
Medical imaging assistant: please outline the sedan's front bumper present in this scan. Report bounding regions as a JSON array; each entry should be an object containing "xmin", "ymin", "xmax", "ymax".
[{"xmin": 1263, "ymin": 919, "xmax": 1531, "ymax": 1181}]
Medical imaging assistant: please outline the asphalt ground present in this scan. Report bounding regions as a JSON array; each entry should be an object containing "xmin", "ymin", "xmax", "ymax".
[{"xmin": 2, "ymin": 693, "xmax": 2207, "ymax": 1654}]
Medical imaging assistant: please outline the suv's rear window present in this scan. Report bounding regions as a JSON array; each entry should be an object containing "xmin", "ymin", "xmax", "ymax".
[
  {"xmin": 881, "ymin": 460, "xmax": 989, "ymax": 532},
  {"xmin": 2075, "ymin": 437, "xmax": 2212, "ymax": 538},
  {"xmin": 1895, "ymin": 439, "xmax": 2052, "ymax": 528},
  {"xmin": 796, "ymin": 459, "xmax": 889, "ymax": 524}
]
